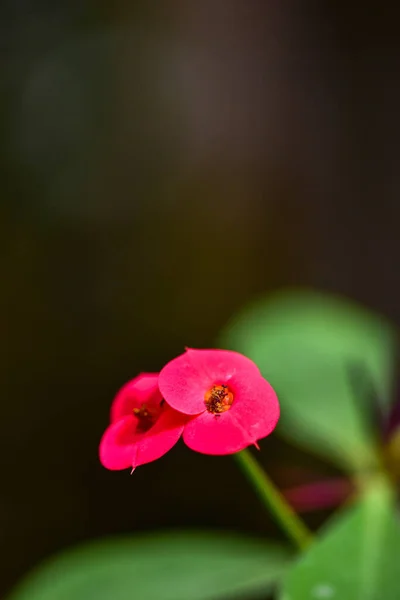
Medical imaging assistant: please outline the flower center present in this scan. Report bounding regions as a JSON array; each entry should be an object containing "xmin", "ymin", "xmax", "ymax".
[
  {"xmin": 133, "ymin": 404, "xmax": 158, "ymax": 433},
  {"xmin": 204, "ymin": 384, "xmax": 234, "ymax": 414}
]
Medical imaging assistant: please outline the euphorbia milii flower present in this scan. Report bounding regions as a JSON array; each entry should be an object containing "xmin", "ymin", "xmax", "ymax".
[
  {"xmin": 158, "ymin": 349, "xmax": 280, "ymax": 455},
  {"xmin": 99, "ymin": 373, "xmax": 186, "ymax": 470}
]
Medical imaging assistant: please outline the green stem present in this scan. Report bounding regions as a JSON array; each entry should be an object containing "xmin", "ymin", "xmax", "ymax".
[{"xmin": 235, "ymin": 449, "xmax": 313, "ymax": 551}]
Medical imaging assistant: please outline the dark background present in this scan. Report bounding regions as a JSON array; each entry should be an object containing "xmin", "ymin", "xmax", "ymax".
[{"xmin": 2, "ymin": 2, "xmax": 399, "ymax": 596}]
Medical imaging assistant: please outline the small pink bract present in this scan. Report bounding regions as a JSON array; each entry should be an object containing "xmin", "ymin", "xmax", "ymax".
[
  {"xmin": 158, "ymin": 349, "xmax": 280, "ymax": 455},
  {"xmin": 99, "ymin": 373, "xmax": 186, "ymax": 470}
]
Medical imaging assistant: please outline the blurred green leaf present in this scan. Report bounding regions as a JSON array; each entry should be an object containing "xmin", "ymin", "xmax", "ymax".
[
  {"xmin": 8, "ymin": 531, "xmax": 292, "ymax": 600},
  {"xmin": 280, "ymin": 477, "xmax": 400, "ymax": 600},
  {"xmin": 220, "ymin": 289, "xmax": 396, "ymax": 470}
]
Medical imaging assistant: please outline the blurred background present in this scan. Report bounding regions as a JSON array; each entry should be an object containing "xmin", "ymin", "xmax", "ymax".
[{"xmin": 1, "ymin": 1, "xmax": 400, "ymax": 596}]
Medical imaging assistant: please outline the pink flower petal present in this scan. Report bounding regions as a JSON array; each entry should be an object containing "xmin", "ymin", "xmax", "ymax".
[
  {"xmin": 183, "ymin": 374, "xmax": 279, "ymax": 454},
  {"xmin": 228, "ymin": 373, "xmax": 280, "ymax": 442},
  {"xmin": 183, "ymin": 411, "xmax": 252, "ymax": 454},
  {"xmin": 99, "ymin": 408, "xmax": 187, "ymax": 470},
  {"xmin": 158, "ymin": 348, "xmax": 261, "ymax": 415},
  {"xmin": 110, "ymin": 373, "xmax": 161, "ymax": 423},
  {"xmin": 133, "ymin": 408, "xmax": 187, "ymax": 467},
  {"xmin": 99, "ymin": 416, "xmax": 138, "ymax": 470}
]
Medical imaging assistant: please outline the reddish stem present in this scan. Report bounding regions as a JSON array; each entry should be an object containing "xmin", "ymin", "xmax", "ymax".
[{"xmin": 283, "ymin": 478, "xmax": 353, "ymax": 513}]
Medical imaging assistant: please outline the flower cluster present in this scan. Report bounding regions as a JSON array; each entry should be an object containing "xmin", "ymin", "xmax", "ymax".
[{"xmin": 99, "ymin": 349, "xmax": 280, "ymax": 471}]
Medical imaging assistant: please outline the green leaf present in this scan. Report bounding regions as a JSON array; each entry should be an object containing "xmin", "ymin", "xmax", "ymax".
[
  {"xmin": 8, "ymin": 530, "xmax": 292, "ymax": 600},
  {"xmin": 220, "ymin": 289, "xmax": 396, "ymax": 470},
  {"xmin": 280, "ymin": 477, "xmax": 400, "ymax": 600}
]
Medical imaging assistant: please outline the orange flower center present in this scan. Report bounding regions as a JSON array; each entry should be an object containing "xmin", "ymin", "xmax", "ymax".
[
  {"xmin": 204, "ymin": 385, "xmax": 234, "ymax": 414},
  {"xmin": 133, "ymin": 404, "xmax": 158, "ymax": 433}
]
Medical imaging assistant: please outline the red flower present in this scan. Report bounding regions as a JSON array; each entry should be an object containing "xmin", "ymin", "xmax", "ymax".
[
  {"xmin": 99, "ymin": 373, "xmax": 186, "ymax": 471},
  {"xmin": 158, "ymin": 349, "xmax": 280, "ymax": 455}
]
